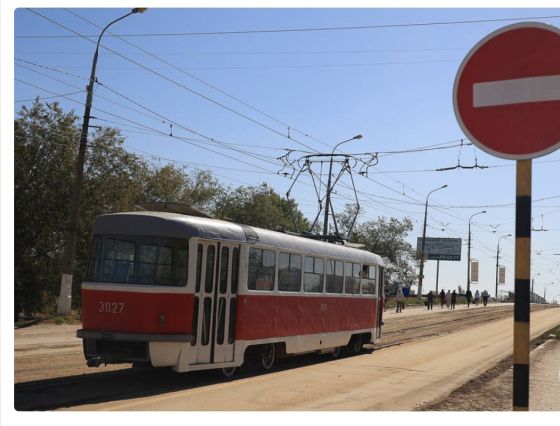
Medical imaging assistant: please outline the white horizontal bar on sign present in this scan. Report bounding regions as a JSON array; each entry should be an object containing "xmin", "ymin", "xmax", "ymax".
[{"xmin": 473, "ymin": 75, "xmax": 560, "ymax": 107}]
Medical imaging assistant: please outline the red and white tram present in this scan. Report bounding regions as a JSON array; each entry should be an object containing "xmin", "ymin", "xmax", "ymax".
[{"xmin": 77, "ymin": 211, "xmax": 385, "ymax": 376}]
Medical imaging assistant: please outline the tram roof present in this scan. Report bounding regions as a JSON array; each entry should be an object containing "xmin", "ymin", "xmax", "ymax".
[{"xmin": 94, "ymin": 212, "xmax": 384, "ymax": 266}]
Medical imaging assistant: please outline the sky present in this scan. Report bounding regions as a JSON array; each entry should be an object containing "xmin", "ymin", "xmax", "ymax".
[
  {"xmin": 8, "ymin": 4, "xmax": 560, "ymax": 301},
  {"xmin": 3, "ymin": 1, "xmax": 560, "ymax": 423}
]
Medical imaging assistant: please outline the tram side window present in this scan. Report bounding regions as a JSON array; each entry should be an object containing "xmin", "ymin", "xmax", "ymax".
[
  {"xmin": 248, "ymin": 248, "xmax": 275, "ymax": 291},
  {"xmin": 361, "ymin": 265, "xmax": 377, "ymax": 295},
  {"xmin": 278, "ymin": 252, "xmax": 302, "ymax": 292},
  {"xmin": 345, "ymin": 262, "xmax": 361, "ymax": 294},
  {"xmin": 304, "ymin": 256, "xmax": 324, "ymax": 293},
  {"xmin": 326, "ymin": 259, "xmax": 343, "ymax": 293}
]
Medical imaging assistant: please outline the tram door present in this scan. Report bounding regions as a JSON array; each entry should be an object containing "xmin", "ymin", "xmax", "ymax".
[
  {"xmin": 377, "ymin": 266, "xmax": 384, "ymax": 338},
  {"xmin": 191, "ymin": 241, "xmax": 239, "ymax": 365}
]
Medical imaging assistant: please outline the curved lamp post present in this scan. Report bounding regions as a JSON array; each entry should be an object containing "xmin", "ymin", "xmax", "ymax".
[
  {"xmin": 495, "ymin": 233, "xmax": 511, "ymax": 298},
  {"xmin": 417, "ymin": 184, "xmax": 448, "ymax": 296},
  {"xmin": 467, "ymin": 210, "xmax": 486, "ymax": 293},
  {"xmin": 58, "ymin": 8, "xmax": 148, "ymax": 314},
  {"xmin": 322, "ymin": 134, "xmax": 362, "ymax": 237}
]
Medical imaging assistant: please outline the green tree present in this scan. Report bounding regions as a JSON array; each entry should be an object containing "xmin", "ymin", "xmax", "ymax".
[
  {"xmin": 14, "ymin": 100, "xmax": 228, "ymax": 314},
  {"xmin": 15, "ymin": 101, "xmax": 81, "ymax": 313},
  {"xmin": 214, "ymin": 183, "xmax": 309, "ymax": 232},
  {"xmin": 14, "ymin": 101, "xmax": 150, "ymax": 313},
  {"xmin": 143, "ymin": 165, "xmax": 223, "ymax": 212},
  {"xmin": 351, "ymin": 216, "xmax": 419, "ymax": 290}
]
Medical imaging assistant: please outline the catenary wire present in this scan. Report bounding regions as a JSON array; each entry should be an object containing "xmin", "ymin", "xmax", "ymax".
[{"xmin": 16, "ymin": 13, "xmax": 560, "ymax": 38}]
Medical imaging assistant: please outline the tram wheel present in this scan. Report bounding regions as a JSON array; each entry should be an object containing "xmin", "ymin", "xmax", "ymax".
[
  {"xmin": 260, "ymin": 344, "xmax": 276, "ymax": 370},
  {"xmin": 222, "ymin": 367, "xmax": 236, "ymax": 378},
  {"xmin": 331, "ymin": 346, "xmax": 342, "ymax": 359},
  {"xmin": 349, "ymin": 335, "xmax": 362, "ymax": 355}
]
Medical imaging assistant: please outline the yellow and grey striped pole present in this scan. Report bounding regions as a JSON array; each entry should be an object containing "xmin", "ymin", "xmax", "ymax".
[{"xmin": 513, "ymin": 159, "xmax": 531, "ymax": 411}]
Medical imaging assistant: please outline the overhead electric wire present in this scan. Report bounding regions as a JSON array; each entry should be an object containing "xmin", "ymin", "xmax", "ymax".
[
  {"xmin": 17, "ymin": 68, "xmax": 511, "ymax": 242},
  {"xmin": 15, "ymin": 59, "xmax": 284, "ymax": 162},
  {"xmin": 14, "ymin": 78, "xmax": 282, "ymax": 173},
  {"xmin": 25, "ymin": 8, "xmax": 322, "ymax": 154},
  {"xmin": 15, "ymin": 89, "xmax": 85, "ymax": 103},
  {"xmin": 123, "ymin": 144, "xmax": 278, "ymax": 175},
  {"xmin": 14, "ymin": 57, "xmax": 89, "ymax": 80},
  {"xmin": 17, "ymin": 13, "xmax": 560, "ymax": 38},
  {"xmin": 17, "ymin": 9, "xmax": 556, "ymax": 250},
  {"xmin": 63, "ymin": 8, "xmax": 332, "ymax": 151},
  {"xmin": 433, "ymin": 195, "xmax": 560, "ymax": 209},
  {"xmin": 35, "ymin": 58, "xmax": 461, "ymax": 71},
  {"xmin": 15, "ymin": 47, "xmax": 469, "ymax": 56}
]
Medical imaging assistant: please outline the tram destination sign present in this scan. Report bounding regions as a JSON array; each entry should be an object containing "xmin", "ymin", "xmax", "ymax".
[{"xmin": 416, "ymin": 237, "xmax": 462, "ymax": 261}]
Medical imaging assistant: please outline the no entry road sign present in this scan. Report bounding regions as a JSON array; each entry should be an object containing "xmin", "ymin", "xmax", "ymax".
[{"xmin": 453, "ymin": 22, "xmax": 560, "ymax": 160}]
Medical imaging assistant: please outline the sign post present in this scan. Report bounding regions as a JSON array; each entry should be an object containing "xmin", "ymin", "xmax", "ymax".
[{"xmin": 453, "ymin": 22, "xmax": 560, "ymax": 411}]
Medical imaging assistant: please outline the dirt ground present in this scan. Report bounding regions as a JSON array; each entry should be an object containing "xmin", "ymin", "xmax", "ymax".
[
  {"xmin": 14, "ymin": 323, "xmax": 128, "ymax": 383},
  {"xmin": 421, "ymin": 335, "xmax": 560, "ymax": 411},
  {"xmin": 13, "ymin": 303, "xmax": 560, "ymax": 410}
]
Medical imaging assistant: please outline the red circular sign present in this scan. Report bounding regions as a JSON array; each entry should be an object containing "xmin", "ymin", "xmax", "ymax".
[{"xmin": 453, "ymin": 22, "xmax": 560, "ymax": 160}]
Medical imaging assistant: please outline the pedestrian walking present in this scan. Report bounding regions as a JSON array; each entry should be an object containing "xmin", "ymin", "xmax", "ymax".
[
  {"xmin": 482, "ymin": 289, "xmax": 489, "ymax": 306},
  {"xmin": 439, "ymin": 289, "xmax": 446, "ymax": 309},
  {"xmin": 395, "ymin": 287, "xmax": 405, "ymax": 313},
  {"xmin": 474, "ymin": 289, "xmax": 481, "ymax": 305},
  {"xmin": 466, "ymin": 289, "xmax": 473, "ymax": 307},
  {"xmin": 445, "ymin": 290, "xmax": 451, "ymax": 308},
  {"xmin": 426, "ymin": 290, "xmax": 434, "ymax": 310},
  {"xmin": 451, "ymin": 290, "xmax": 457, "ymax": 309},
  {"xmin": 384, "ymin": 290, "xmax": 388, "ymax": 312}
]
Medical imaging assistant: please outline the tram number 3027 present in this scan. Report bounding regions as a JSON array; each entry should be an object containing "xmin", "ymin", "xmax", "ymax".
[{"xmin": 98, "ymin": 301, "xmax": 125, "ymax": 314}]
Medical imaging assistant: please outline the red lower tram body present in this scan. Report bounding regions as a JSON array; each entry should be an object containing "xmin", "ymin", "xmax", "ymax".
[{"xmin": 79, "ymin": 286, "xmax": 381, "ymax": 372}]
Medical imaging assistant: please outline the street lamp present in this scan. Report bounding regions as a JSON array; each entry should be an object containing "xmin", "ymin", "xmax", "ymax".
[
  {"xmin": 544, "ymin": 282, "xmax": 557, "ymax": 303},
  {"xmin": 467, "ymin": 210, "xmax": 486, "ymax": 293},
  {"xmin": 57, "ymin": 8, "xmax": 147, "ymax": 315},
  {"xmin": 322, "ymin": 134, "xmax": 362, "ymax": 237},
  {"xmin": 417, "ymin": 184, "xmax": 448, "ymax": 296},
  {"xmin": 495, "ymin": 233, "xmax": 511, "ymax": 298}
]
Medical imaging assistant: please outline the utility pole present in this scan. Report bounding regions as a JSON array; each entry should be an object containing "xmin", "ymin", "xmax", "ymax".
[
  {"xmin": 281, "ymin": 135, "xmax": 376, "ymax": 240},
  {"xmin": 323, "ymin": 135, "xmax": 362, "ymax": 237},
  {"xmin": 418, "ymin": 184, "xmax": 447, "ymax": 297},
  {"xmin": 495, "ymin": 234, "xmax": 511, "ymax": 298},
  {"xmin": 467, "ymin": 210, "xmax": 486, "ymax": 293},
  {"xmin": 531, "ymin": 273, "xmax": 540, "ymax": 303},
  {"xmin": 57, "ymin": 8, "xmax": 147, "ymax": 315}
]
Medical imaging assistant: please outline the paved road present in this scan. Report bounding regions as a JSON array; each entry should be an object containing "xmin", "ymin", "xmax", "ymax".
[{"xmin": 62, "ymin": 305, "xmax": 560, "ymax": 411}]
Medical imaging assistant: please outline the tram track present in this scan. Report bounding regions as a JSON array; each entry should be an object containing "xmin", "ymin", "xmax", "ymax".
[
  {"xmin": 14, "ymin": 304, "xmax": 551, "ymax": 411},
  {"xmin": 375, "ymin": 304, "xmax": 548, "ymax": 348}
]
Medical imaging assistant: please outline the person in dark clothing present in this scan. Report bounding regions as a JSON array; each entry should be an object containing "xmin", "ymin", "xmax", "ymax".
[
  {"xmin": 439, "ymin": 289, "xmax": 446, "ymax": 309},
  {"xmin": 482, "ymin": 290, "xmax": 489, "ymax": 306},
  {"xmin": 466, "ymin": 289, "xmax": 473, "ymax": 307},
  {"xmin": 451, "ymin": 290, "xmax": 457, "ymax": 309},
  {"xmin": 426, "ymin": 291, "xmax": 434, "ymax": 310}
]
